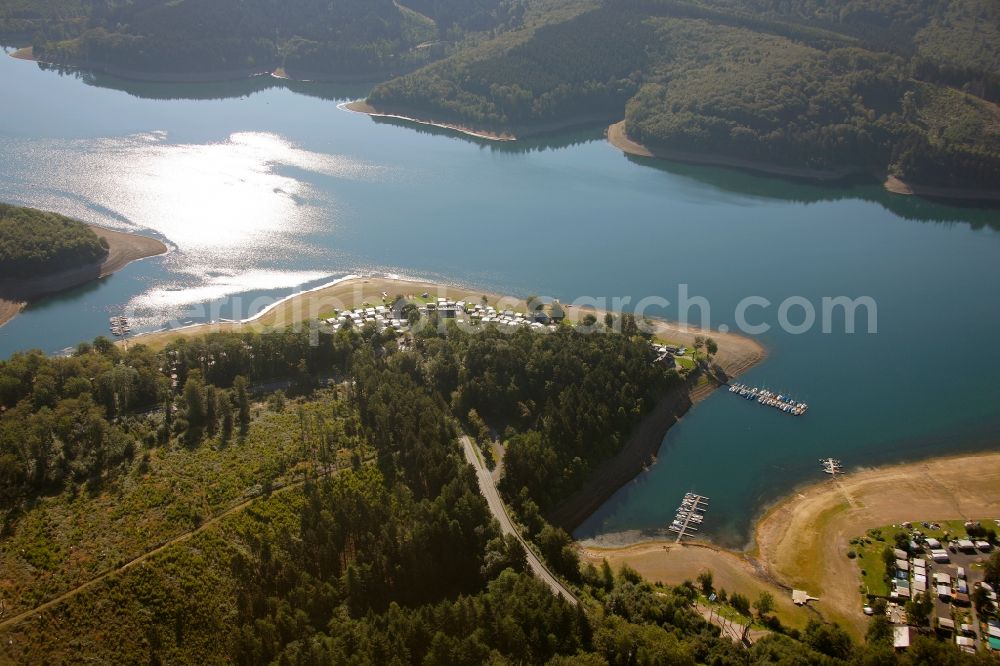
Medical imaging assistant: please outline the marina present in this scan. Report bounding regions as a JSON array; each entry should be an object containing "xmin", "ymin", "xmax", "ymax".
[
  {"xmin": 821, "ymin": 458, "xmax": 843, "ymax": 476},
  {"xmin": 669, "ymin": 493, "xmax": 710, "ymax": 542},
  {"xmin": 727, "ymin": 383, "xmax": 808, "ymax": 416},
  {"xmin": 109, "ymin": 315, "xmax": 131, "ymax": 339}
]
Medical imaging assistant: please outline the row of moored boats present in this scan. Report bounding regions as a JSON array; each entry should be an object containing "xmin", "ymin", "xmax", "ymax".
[
  {"xmin": 728, "ymin": 383, "xmax": 808, "ymax": 416},
  {"xmin": 109, "ymin": 315, "xmax": 131, "ymax": 337},
  {"xmin": 669, "ymin": 492, "xmax": 709, "ymax": 539}
]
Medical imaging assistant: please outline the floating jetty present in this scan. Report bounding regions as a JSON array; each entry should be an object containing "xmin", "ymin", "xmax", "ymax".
[
  {"xmin": 821, "ymin": 458, "xmax": 843, "ymax": 476},
  {"xmin": 109, "ymin": 315, "xmax": 131, "ymax": 338},
  {"xmin": 727, "ymin": 383, "xmax": 808, "ymax": 416},
  {"xmin": 669, "ymin": 492, "xmax": 709, "ymax": 542}
]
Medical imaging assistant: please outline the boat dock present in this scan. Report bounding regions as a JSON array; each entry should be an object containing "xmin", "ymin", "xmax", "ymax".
[
  {"xmin": 727, "ymin": 383, "xmax": 808, "ymax": 416},
  {"xmin": 669, "ymin": 492, "xmax": 709, "ymax": 542},
  {"xmin": 821, "ymin": 458, "xmax": 843, "ymax": 476},
  {"xmin": 109, "ymin": 315, "xmax": 132, "ymax": 339}
]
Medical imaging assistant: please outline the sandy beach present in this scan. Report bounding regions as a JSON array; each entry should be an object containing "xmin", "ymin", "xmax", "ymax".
[
  {"xmin": 344, "ymin": 100, "xmax": 619, "ymax": 142},
  {"xmin": 581, "ymin": 539, "xmax": 811, "ymax": 630},
  {"xmin": 0, "ymin": 224, "xmax": 167, "ymax": 328},
  {"xmin": 753, "ymin": 451, "xmax": 1000, "ymax": 635},
  {"xmin": 343, "ymin": 100, "xmax": 518, "ymax": 141},
  {"xmin": 587, "ymin": 451, "xmax": 1000, "ymax": 639},
  {"xmin": 884, "ymin": 175, "xmax": 1000, "ymax": 203},
  {"xmin": 129, "ymin": 275, "xmax": 764, "ymax": 362}
]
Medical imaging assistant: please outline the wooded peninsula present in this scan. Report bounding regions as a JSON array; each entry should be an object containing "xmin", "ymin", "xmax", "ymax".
[{"xmin": 0, "ymin": 204, "xmax": 166, "ymax": 327}]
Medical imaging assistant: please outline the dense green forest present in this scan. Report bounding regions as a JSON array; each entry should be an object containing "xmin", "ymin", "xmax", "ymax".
[
  {"xmin": 0, "ymin": 203, "xmax": 108, "ymax": 280},
  {"xmin": 367, "ymin": 0, "xmax": 1000, "ymax": 189},
  {"xmin": 0, "ymin": 317, "xmax": 993, "ymax": 663},
  {"xmin": 0, "ymin": 0, "xmax": 525, "ymax": 78}
]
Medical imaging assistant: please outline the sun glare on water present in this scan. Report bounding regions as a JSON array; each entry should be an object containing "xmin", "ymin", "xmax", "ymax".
[{"xmin": 1, "ymin": 129, "xmax": 385, "ymax": 320}]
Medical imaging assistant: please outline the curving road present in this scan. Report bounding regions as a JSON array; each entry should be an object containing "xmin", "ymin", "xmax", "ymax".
[{"xmin": 460, "ymin": 436, "xmax": 579, "ymax": 605}]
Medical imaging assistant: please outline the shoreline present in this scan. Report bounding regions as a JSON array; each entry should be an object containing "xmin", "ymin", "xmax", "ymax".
[
  {"xmin": 342, "ymin": 100, "xmax": 517, "ymax": 141},
  {"xmin": 609, "ymin": 121, "xmax": 1000, "ymax": 204},
  {"xmin": 13, "ymin": 47, "xmax": 1000, "ymax": 204},
  {"xmin": 883, "ymin": 174, "xmax": 1000, "ymax": 203},
  {"xmin": 0, "ymin": 224, "xmax": 167, "ymax": 328},
  {"xmin": 607, "ymin": 121, "xmax": 863, "ymax": 183},
  {"xmin": 587, "ymin": 449, "xmax": 1000, "ymax": 638},
  {"xmin": 547, "ymin": 305, "xmax": 767, "ymax": 532},
  {"xmin": 10, "ymin": 46, "xmax": 387, "ymax": 85},
  {"xmin": 343, "ymin": 100, "xmax": 617, "ymax": 141}
]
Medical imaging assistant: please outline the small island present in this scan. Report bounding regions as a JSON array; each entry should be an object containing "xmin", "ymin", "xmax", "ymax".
[{"xmin": 0, "ymin": 203, "xmax": 167, "ymax": 327}]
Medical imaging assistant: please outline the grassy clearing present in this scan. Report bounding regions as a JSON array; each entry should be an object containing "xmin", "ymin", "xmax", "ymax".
[{"xmin": 850, "ymin": 535, "xmax": 892, "ymax": 598}]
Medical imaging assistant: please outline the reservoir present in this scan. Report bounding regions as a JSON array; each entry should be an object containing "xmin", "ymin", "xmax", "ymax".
[{"xmin": 1, "ymin": 51, "xmax": 999, "ymax": 547}]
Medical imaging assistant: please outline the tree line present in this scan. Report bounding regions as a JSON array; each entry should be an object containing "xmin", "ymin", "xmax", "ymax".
[
  {"xmin": 0, "ymin": 203, "xmax": 108, "ymax": 280},
  {"xmin": 1, "ymin": 313, "xmax": 996, "ymax": 663}
]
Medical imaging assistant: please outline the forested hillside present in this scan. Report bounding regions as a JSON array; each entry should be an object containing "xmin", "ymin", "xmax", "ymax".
[
  {"xmin": 0, "ymin": 311, "xmax": 992, "ymax": 662},
  {"xmin": 0, "ymin": 203, "xmax": 108, "ymax": 279},
  {"xmin": 0, "ymin": 0, "xmax": 525, "ymax": 78},
  {"xmin": 368, "ymin": 0, "xmax": 1000, "ymax": 190}
]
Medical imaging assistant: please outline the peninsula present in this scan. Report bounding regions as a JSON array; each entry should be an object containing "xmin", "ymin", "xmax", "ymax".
[{"xmin": 0, "ymin": 204, "xmax": 167, "ymax": 327}]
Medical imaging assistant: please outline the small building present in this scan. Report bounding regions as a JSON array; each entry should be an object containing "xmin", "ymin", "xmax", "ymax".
[
  {"xmin": 926, "ymin": 538, "xmax": 942, "ymax": 549},
  {"xmin": 958, "ymin": 580, "xmax": 968, "ymax": 595},
  {"xmin": 956, "ymin": 539, "xmax": 976, "ymax": 552},
  {"xmin": 914, "ymin": 573, "xmax": 927, "ymax": 584},
  {"xmin": 938, "ymin": 617, "xmax": 955, "ymax": 632},
  {"xmin": 894, "ymin": 548, "xmax": 908, "ymax": 560},
  {"xmin": 913, "ymin": 580, "xmax": 927, "ymax": 593},
  {"xmin": 893, "ymin": 626, "xmax": 912, "ymax": 650},
  {"xmin": 910, "ymin": 540, "xmax": 921, "ymax": 553},
  {"xmin": 934, "ymin": 572, "xmax": 952, "ymax": 586},
  {"xmin": 957, "ymin": 567, "xmax": 966, "ymax": 580},
  {"xmin": 960, "ymin": 623, "xmax": 976, "ymax": 635},
  {"xmin": 937, "ymin": 584, "xmax": 952, "ymax": 600},
  {"xmin": 931, "ymin": 549, "xmax": 950, "ymax": 562},
  {"xmin": 976, "ymin": 541, "xmax": 993, "ymax": 552},
  {"xmin": 913, "ymin": 558, "xmax": 926, "ymax": 568},
  {"xmin": 896, "ymin": 559, "xmax": 910, "ymax": 572},
  {"xmin": 954, "ymin": 592, "xmax": 970, "ymax": 606}
]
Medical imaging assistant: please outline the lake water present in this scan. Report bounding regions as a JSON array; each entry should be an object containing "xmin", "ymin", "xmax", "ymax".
[{"xmin": 2, "ymin": 52, "xmax": 999, "ymax": 547}]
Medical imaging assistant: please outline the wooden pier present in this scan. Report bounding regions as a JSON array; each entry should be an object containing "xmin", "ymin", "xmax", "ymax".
[{"xmin": 669, "ymin": 492, "xmax": 709, "ymax": 542}]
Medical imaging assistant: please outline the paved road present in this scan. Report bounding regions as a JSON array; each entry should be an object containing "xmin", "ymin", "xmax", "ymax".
[{"xmin": 460, "ymin": 435, "xmax": 578, "ymax": 605}]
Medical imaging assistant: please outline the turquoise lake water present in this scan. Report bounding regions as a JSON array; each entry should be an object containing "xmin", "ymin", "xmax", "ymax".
[{"xmin": 1, "ymin": 52, "xmax": 999, "ymax": 547}]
